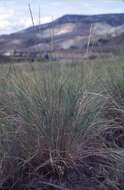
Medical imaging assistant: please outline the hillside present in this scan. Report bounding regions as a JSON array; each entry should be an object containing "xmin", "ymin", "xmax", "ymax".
[{"xmin": 0, "ymin": 13, "xmax": 124, "ymax": 60}]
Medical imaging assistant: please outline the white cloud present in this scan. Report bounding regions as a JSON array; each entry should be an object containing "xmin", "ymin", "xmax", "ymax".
[
  {"xmin": 0, "ymin": 20, "xmax": 10, "ymax": 30},
  {"xmin": 40, "ymin": 16, "xmax": 52, "ymax": 24},
  {"xmin": 0, "ymin": 7, "xmax": 15, "ymax": 33},
  {"xmin": 0, "ymin": 7, "xmax": 14, "ymax": 19},
  {"xmin": 23, "ymin": 16, "xmax": 52, "ymax": 26},
  {"xmin": 16, "ymin": 16, "xmax": 52, "ymax": 29},
  {"xmin": 0, "ymin": 4, "xmax": 52, "ymax": 34}
]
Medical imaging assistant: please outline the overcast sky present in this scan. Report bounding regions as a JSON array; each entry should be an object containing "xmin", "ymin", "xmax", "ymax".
[{"xmin": 0, "ymin": 0, "xmax": 124, "ymax": 34}]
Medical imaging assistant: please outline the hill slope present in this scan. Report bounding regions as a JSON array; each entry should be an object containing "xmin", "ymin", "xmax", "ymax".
[{"xmin": 0, "ymin": 13, "xmax": 124, "ymax": 59}]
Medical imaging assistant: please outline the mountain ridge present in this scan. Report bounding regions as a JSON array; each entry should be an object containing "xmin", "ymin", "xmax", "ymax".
[{"xmin": 0, "ymin": 13, "xmax": 124, "ymax": 60}]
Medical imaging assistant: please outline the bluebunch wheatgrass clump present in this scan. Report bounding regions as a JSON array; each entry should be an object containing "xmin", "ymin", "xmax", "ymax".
[{"xmin": 0, "ymin": 59, "xmax": 124, "ymax": 190}]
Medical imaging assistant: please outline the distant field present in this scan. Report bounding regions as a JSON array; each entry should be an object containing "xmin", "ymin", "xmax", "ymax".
[{"xmin": 0, "ymin": 55, "xmax": 124, "ymax": 190}]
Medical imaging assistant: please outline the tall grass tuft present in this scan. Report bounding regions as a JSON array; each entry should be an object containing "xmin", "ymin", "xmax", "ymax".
[{"xmin": 0, "ymin": 60, "xmax": 124, "ymax": 189}]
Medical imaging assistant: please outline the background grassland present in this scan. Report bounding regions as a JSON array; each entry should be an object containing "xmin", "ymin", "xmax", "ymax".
[{"xmin": 0, "ymin": 55, "xmax": 124, "ymax": 190}]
